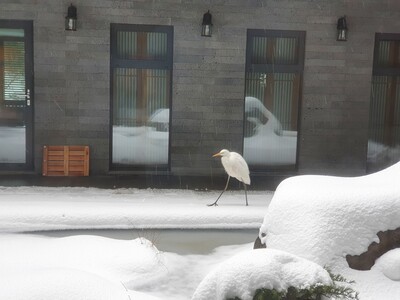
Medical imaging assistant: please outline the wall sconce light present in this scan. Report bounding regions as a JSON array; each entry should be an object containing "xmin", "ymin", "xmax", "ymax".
[
  {"xmin": 337, "ymin": 16, "xmax": 348, "ymax": 41},
  {"xmin": 201, "ymin": 10, "xmax": 212, "ymax": 37},
  {"xmin": 65, "ymin": 4, "xmax": 77, "ymax": 31}
]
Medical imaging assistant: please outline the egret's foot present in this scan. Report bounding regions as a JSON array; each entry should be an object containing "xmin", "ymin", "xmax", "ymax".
[{"xmin": 207, "ymin": 202, "xmax": 218, "ymax": 207}]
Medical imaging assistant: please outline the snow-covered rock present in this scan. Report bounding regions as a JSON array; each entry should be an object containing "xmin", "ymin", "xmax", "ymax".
[
  {"xmin": 374, "ymin": 249, "xmax": 400, "ymax": 281},
  {"xmin": 260, "ymin": 161, "xmax": 400, "ymax": 268},
  {"xmin": 192, "ymin": 248, "xmax": 332, "ymax": 300}
]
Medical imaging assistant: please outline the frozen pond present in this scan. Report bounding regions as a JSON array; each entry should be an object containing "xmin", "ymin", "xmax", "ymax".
[
  {"xmin": 22, "ymin": 228, "xmax": 258, "ymax": 299},
  {"xmin": 0, "ymin": 186, "xmax": 270, "ymax": 299},
  {"xmin": 33, "ymin": 228, "xmax": 258, "ymax": 254}
]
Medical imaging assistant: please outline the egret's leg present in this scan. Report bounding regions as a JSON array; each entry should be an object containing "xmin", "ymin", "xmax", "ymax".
[
  {"xmin": 208, "ymin": 176, "xmax": 230, "ymax": 206},
  {"xmin": 243, "ymin": 182, "xmax": 248, "ymax": 206}
]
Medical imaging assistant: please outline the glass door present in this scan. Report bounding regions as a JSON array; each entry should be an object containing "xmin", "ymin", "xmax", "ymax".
[
  {"xmin": 0, "ymin": 20, "xmax": 33, "ymax": 170},
  {"xmin": 243, "ymin": 29, "xmax": 305, "ymax": 171}
]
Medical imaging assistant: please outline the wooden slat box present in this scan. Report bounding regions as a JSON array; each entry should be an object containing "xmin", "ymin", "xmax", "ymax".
[{"xmin": 42, "ymin": 145, "xmax": 89, "ymax": 176}]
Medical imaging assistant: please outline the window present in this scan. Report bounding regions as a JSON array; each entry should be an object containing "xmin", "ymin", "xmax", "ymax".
[
  {"xmin": 243, "ymin": 29, "xmax": 305, "ymax": 170},
  {"xmin": 1, "ymin": 29, "xmax": 25, "ymax": 103},
  {"xmin": 367, "ymin": 33, "xmax": 400, "ymax": 172},
  {"xmin": 110, "ymin": 24, "xmax": 173, "ymax": 170},
  {"xmin": 0, "ymin": 21, "xmax": 33, "ymax": 169}
]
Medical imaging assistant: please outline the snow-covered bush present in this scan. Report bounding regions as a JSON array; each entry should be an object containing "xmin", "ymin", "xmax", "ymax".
[
  {"xmin": 192, "ymin": 249, "xmax": 334, "ymax": 300},
  {"xmin": 226, "ymin": 270, "xmax": 359, "ymax": 300}
]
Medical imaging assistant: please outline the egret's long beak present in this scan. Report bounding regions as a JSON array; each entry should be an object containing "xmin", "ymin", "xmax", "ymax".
[{"xmin": 212, "ymin": 152, "xmax": 222, "ymax": 157}]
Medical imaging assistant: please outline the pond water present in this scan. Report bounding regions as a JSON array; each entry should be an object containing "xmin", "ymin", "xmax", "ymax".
[
  {"xmin": 31, "ymin": 228, "xmax": 259, "ymax": 299},
  {"xmin": 35, "ymin": 228, "xmax": 259, "ymax": 254}
]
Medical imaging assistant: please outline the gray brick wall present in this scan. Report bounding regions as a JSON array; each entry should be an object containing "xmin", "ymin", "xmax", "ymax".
[{"xmin": 1, "ymin": 0, "xmax": 400, "ymax": 179}]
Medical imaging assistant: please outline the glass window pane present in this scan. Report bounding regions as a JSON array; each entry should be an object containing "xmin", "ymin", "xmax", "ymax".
[
  {"xmin": 251, "ymin": 36, "xmax": 298, "ymax": 65},
  {"xmin": 244, "ymin": 72, "xmax": 299, "ymax": 168},
  {"xmin": 113, "ymin": 68, "xmax": 137, "ymax": 126},
  {"xmin": 116, "ymin": 31, "xmax": 167, "ymax": 61},
  {"xmin": 376, "ymin": 40, "xmax": 400, "ymax": 68},
  {"xmin": 147, "ymin": 32, "xmax": 167, "ymax": 60},
  {"xmin": 245, "ymin": 31, "xmax": 303, "ymax": 170},
  {"xmin": 0, "ymin": 29, "xmax": 24, "ymax": 38},
  {"xmin": 3, "ymin": 41, "xmax": 25, "ymax": 101},
  {"xmin": 112, "ymin": 68, "xmax": 169, "ymax": 166},
  {"xmin": 111, "ymin": 24, "xmax": 172, "ymax": 170},
  {"xmin": 368, "ymin": 75, "xmax": 400, "ymax": 170},
  {"xmin": 0, "ymin": 35, "xmax": 26, "ymax": 164},
  {"xmin": 369, "ymin": 76, "xmax": 388, "ymax": 145},
  {"xmin": 117, "ymin": 31, "xmax": 137, "ymax": 60}
]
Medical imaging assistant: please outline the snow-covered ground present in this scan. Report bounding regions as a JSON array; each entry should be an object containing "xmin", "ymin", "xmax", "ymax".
[
  {"xmin": 0, "ymin": 187, "xmax": 272, "ymax": 300},
  {"xmin": 1, "ymin": 160, "xmax": 400, "ymax": 300},
  {"xmin": 0, "ymin": 187, "xmax": 271, "ymax": 232}
]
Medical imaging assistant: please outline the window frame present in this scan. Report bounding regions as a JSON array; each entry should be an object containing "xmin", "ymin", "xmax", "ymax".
[
  {"xmin": 367, "ymin": 33, "xmax": 400, "ymax": 172},
  {"xmin": 0, "ymin": 20, "xmax": 34, "ymax": 171},
  {"xmin": 245, "ymin": 29, "xmax": 306, "ymax": 74},
  {"xmin": 372, "ymin": 33, "xmax": 400, "ymax": 76},
  {"xmin": 243, "ymin": 29, "xmax": 305, "ymax": 172},
  {"xmin": 109, "ymin": 23, "xmax": 173, "ymax": 172}
]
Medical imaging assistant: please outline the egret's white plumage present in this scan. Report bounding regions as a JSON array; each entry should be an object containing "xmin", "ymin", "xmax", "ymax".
[
  {"xmin": 218, "ymin": 149, "xmax": 251, "ymax": 185},
  {"xmin": 208, "ymin": 149, "xmax": 251, "ymax": 206}
]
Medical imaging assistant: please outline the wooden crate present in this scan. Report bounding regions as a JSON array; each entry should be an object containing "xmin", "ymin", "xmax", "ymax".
[{"xmin": 42, "ymin": 145, "xmax": 89, "ymax": 176}]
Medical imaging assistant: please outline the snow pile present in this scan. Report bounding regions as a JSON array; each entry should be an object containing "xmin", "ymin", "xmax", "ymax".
[
  {"xmin": 0, "ymin": 233, "xmax": 254, "ymax": 300},
  {"xmin": 192, "ymin": 248, "xmax": 332, "ymax": 300},
  {"xmin": 1, "ymin": 267, "xmax": 131, "ymax": 300},
  {"xmin": 260, "ymin": 161, "xmax": 400, "ymax": 267},
  {"xmin": 0, "ymin": 234, "xmax": 165, "ymax": 300},
  {"xmin": 374, "ymin": 249, "xmax": 400, "ymax": 281}
]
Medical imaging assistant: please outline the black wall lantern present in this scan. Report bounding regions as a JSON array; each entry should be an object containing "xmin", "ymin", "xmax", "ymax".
[
  {"xmin": 201, "ymin": 10, "xmax": 212, "ymax": 37},
  {"xmin": 65, "ymin": 4, "xmax": 77, "ymax": 31},
  {"xmin": 337, "ymin": 16, "xmax": 348, "ymax": 41}
]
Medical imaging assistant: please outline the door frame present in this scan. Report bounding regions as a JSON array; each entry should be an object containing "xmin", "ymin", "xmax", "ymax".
[{"xmin": 0, "ymin": 19, "xmax": 34, "ymax": 171}]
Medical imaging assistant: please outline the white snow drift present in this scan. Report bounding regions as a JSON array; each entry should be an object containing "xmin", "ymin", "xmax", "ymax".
[
  {"xmin": 1, "ymin": 160, "xmax": 400, "ymax": 300},
  {"xmin": 0, "ymin": 234, "xmax": 164, "ymax": 300},
  {"xmin": 259, "ymin": 161, "xmax": 400, "ymax": 300},
  {"xmin": 260, "ymin": 161, "xmax": 400, "ymax": 267},
  {"xmin": 192, "ymin": 248, "xmax": 332, "ymax": 300}
]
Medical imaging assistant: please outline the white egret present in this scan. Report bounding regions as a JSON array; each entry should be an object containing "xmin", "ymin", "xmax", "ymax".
[{"xmin": 208, "ymin": 149, "xmax": 251, "ymax": 206}]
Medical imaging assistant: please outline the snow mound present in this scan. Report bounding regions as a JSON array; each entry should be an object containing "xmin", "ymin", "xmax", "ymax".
[
  {"xmin": 374, "ymin": 249, "xmax": 400, "ymax": 281},
  {"xmin": 260, "ymin": 161, "xmax": 400, "ymax": 267},
  {"xmin": 0, "ymin": 234, "xmax": 165, "ymax": 300},
  {"xmin": 0, "ymin": 267, "xmax": 131, "ymax": 300},
  {"xmin": 191, "ymin": 248, "xmax": 332, "ymax": 300}
]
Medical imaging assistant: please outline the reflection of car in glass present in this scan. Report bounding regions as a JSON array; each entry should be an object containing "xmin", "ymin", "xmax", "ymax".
[
  {"xmin": 243, "ymin": 96, "xmax": 297, "ymax": 167},
  {"xmin": 113, "ymin": 97, "xmax": 296, "ymax": 167},
  {"xmin": 148, "ymin": 108, "xmax": 169, "ymax": 132},
  {"xmin": 147, "ymin": 108, "xmax": 170, "ymax": 147},
  {"xmin": 367, "ymin": 140, "xmax": 400, "ymax": 172}
]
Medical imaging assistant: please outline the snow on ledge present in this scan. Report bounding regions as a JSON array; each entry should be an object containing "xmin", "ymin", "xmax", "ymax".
[
  {"xmin": 260, "ymin": 162, "xmax": 400, "ymax": 267},
  {"xmin": 0, "ymin": 187, "xmax": 272, "ymax": 232}
]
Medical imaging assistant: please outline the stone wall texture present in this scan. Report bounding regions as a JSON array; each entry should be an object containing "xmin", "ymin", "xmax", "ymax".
[{"xmin": 1, "ymin": 0, "xmax": 400, "ymax": 181}]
